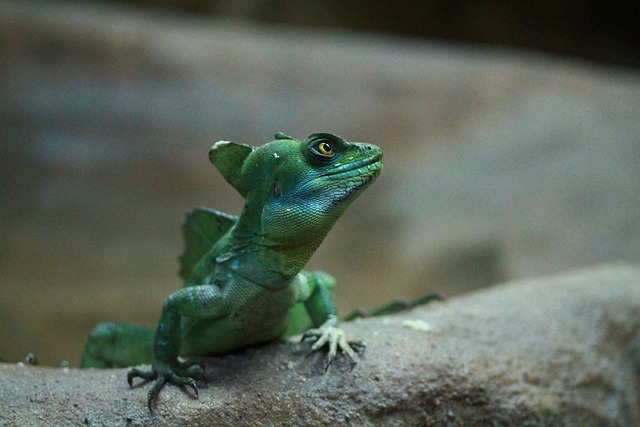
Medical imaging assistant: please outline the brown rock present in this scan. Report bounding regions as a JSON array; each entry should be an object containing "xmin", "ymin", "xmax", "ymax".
[{"xmin": 1, "ymin": 264, "xmax": 639, "ymax": 426}]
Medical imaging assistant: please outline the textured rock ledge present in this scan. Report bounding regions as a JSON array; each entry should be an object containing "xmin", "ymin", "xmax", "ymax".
[{"xmin": 2, "ymin": 264, "xmax": 639, "ymax": 426}]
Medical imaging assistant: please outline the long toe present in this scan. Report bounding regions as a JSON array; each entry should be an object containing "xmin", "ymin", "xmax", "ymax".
[{"xmin": 127, "ymin": 368, "xmax": 157, "ymax": 387}]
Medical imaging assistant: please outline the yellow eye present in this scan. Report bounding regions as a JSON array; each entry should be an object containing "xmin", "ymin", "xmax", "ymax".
[{"xmin": 317, "ymin": 141, "xmax": 334, "ymax": 156}]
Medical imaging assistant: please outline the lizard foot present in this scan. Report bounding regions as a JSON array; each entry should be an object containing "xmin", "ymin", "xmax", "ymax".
[
  {"xmin": 302, "ymin": 323, "xmax": 365, "ymax": 371},
  {"xmin": 127, "ymin": 361, "xmax": 204, "ymax": 412}
]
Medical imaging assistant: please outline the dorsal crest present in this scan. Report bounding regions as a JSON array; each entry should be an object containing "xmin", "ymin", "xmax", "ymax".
[{"xmin": 179, "ymin": 207, "xmax": 237, "ymax": 282}]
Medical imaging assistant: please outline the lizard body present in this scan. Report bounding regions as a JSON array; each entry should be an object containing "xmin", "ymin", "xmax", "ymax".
[{"xmin": 81, "ymin": 132, "xmax": 383, "ymax": 410}]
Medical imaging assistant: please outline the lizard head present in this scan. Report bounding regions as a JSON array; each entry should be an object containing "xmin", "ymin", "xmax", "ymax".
[{"xmin": 209, "ymin": 133, "xmax": 382, "ymax": 244}]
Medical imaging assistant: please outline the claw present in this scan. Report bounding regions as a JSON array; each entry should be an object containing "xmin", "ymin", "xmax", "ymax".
[
  {"xmin": 183, "ymin": 378, "xmax": 199, "ymax": 398},
  {"xmin": 144, "ymin": 373, "xmax": 200, "ymax": 413},
  {"xmin": 147, "ymin": 379, "xmax": 164, "ymax": 413},
  {"xmin": 190, "ymin": 381, "xmax": 199, "ymax": 398},
  {"xmin": 323, "ymin": 354, "xmax": 334, "ymax": 372},
  {"xmin": 127, "ymin": 361, "xmax": 203, "ymax": 413},
  {"xmin": 302, "ymin": 323, "xmax": 364, "ymax": 372}
]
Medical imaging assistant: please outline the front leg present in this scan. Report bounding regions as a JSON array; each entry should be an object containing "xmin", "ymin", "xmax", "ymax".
[
  {"xmin": 127, "ymin": 285, "xmax": 228, "ymax": 412},
  {"xmin": 296, "ymin": 271, "xmax": 364, "ymax": 370}
]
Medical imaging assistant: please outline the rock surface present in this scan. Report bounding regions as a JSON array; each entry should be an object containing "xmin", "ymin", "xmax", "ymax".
[{"xmin": 2, "ymin": 264, "xmax": 639, "ymax": 426}]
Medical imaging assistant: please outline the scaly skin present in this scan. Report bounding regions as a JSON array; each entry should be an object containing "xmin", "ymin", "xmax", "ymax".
[{"xmin": 81, "ymin": 132, "xmax": 383, "ymax": 411}]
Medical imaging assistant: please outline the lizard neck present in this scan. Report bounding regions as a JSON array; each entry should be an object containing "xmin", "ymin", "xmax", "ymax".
[
  {"xmin": 222, "ymin": 200, "xmax": 333, "ymax": 285},
  {"xmin": 225, "ymin": 233, "xmax": 326, "ymax": 286},
  {"xmin": 258, "ymin": 237, "xmax": 326, "ymax": 275}
]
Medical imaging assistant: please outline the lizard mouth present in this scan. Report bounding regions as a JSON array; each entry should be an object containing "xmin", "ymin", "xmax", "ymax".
[
  {"xmin": 322, "ymin": 153, "xmax": 383, "ymax": 205},
  {"xmin": 324, "ymin": 153, "xmax": 383, "ymax": 180}
]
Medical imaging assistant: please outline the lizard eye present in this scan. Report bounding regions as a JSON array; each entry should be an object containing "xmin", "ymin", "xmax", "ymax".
[
  {"xmin": 316, "ymin": 140, "xmax": 335, "ymax": 156},
  {"xmin": 305, "ymin": 134, "xmax": 342, "ymax": 164}
]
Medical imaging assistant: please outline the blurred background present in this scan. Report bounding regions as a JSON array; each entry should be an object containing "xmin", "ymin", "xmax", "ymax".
[{"xmin": 1, "ymin": 0, "xmax": 639, "ymax": 366}]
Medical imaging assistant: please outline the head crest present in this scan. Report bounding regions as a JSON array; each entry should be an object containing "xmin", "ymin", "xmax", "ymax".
[{"xmin": 209, "ymin": 141, "xmax": 254, "ymax": 197}]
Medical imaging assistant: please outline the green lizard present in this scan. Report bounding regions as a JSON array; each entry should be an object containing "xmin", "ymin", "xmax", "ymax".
[{"xmin": 81, "ymin": 132, "xmax": 383, "ymax": 411}]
